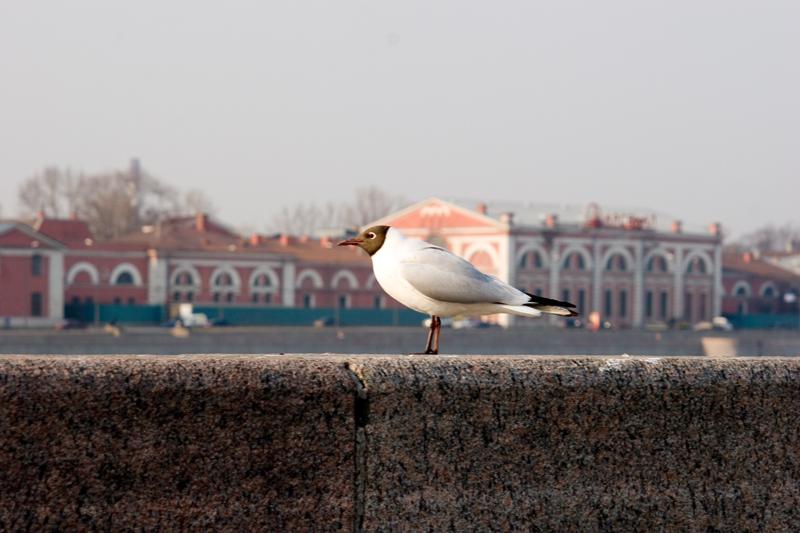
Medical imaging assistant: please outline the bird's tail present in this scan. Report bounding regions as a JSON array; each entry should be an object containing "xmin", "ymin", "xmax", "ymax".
[{"xmin": 521, "ymin": 292, "xmax": 579, "ymax": 317}]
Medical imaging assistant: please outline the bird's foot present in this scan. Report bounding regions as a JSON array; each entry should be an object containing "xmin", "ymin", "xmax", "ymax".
[{"xmin": 408, "ymin": 350, "xmax": 438, "ymax": 356}]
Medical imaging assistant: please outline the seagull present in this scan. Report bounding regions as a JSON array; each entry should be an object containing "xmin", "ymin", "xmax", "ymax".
[{"xmin": 339, "ymin": 225, "xmax": 578, "ymax": 354}]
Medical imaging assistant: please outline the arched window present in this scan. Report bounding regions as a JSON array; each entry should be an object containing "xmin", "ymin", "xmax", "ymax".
[
  {"xmin": 605, "ymin": 254, "xmax": 628, "ymax": 272},
  {"xmin": 114, "ymin": 271, "xmax": 135, "ymax": 285},
  {"xmin": 214, "ymin": 272, "xmax": 234, "ymax": 287},
  {"xmin": 253, "ymin": 274, "xmax": 272, "ymax": 287},
  {"xmin": 761, "ymin": 285, "xmax": 776, "ymax": 299},
  {"xmin": 646, "ymin": 256, "xmax": 668, "ymax": 273},
  {"xmin": 686, "ymin": 257, "xmax": 707, "ymax": 275},
  {"xmin": 519, "ymin": 251, "xmax": 543, "ymax": 270},
  {"xmin": 735, "ymin": 285, "xmax": 749, "ymax": 297},
  {"xmin": 177, "ymin": 272, "xmax": 194, "ymax": 285},
  {"xmin": 563, "ymin": 252, "xmax": 586, "ymax": 271}
]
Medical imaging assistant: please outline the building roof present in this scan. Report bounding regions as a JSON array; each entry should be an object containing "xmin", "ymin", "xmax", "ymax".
[
  {"xmin": 109, "ymin": 213, "xmax": 369, "ymax": 265},
  {"xmin": 0, "ymin": 221, "xmax": 66, "ymax": 250},
  {"xmin": 723, "ymin": 252, "xmax": 800, "ymax": 283},
  {"xmin": 445, "ymin": 197, "xmax": 711, "ymax": 235},
  {"xmin": 33, "ymin": 218, "xmax": 93, "ymax": 246}
]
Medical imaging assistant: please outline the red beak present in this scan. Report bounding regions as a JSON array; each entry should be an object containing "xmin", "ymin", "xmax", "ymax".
[{"xmin": 338, "ymin": 238, "xmax": 363, "ymax": 247}]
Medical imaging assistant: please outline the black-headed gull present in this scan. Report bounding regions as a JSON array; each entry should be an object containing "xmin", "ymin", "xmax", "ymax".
[{"xmin": 339, "ymin": 225, "xmax": 578, "ymax": 354}]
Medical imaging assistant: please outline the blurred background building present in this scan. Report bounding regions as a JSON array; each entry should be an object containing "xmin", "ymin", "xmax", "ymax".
[{"xmin": 1, "ymin": 198, "xmax": 798, "ymax": 328}]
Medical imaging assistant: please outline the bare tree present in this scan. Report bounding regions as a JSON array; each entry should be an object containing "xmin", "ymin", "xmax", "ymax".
[
  {"xmin": 737, "ymin": 223, "xmax": 800, "ymax": 253},
  {"xmin": 18, "ymin": 161, "xmax": 216, "ymax": 241},
  {"xmin": 269, "ymin": 187, "xmax": 405, "ymax": 235},
  {"xmin": 183, "ymin": 189, "xmax": 217, "ymax": 216},
  {"xmin": 17, "ymin": 167, "xmax": 80, "ymax": 218},
  {"xmin": 339, "ymin": 186, "xmax": 405, "ymax": 228}
]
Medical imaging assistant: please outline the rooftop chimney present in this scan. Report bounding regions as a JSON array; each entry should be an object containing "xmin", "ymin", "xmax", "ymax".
[
  {"xmin": 545, "ymin": 213, "xmax": 558, "ymax": 229},
  {"xmin": 671, "ymin": 220, "xmax": 683, "ymax": 234},
  {"xmin": 195, "ymin": 212, "xmax": 208, "ymax": 232},
  {"xmin": 279, "ymin": 234, "xmax": 291, "ymax": 247},
  {"xmin": 299, "ymin": 234, "xmax": 309, "ymax": 244},
  {"xmin": 320, "ymin": 236, "xmax": 332, "ymax": 248},
  {"xmin": 130, "ymin": 158, "xmax": 141, "ymax": 181},
  {"xmin": 743, "ymin": 252, "xmax": 753, "ymax": 263},
  {"xmin": 708, "ymin": 222, "xmax": 722, "ymax": 237},
  {"xmin": 499, "ymin": 212, "xmax": 514, "ymax": 226},
  {"xmin": 250, "ymin": 233, "xmax": 263, "ymax": 246},
  {"xmin": 476, "ymin": 202, "xmax": 488, "ymax": 215}
]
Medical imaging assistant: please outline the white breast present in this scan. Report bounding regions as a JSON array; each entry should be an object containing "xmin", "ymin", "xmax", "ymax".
[{"xmin": 371, "ymin": 229, "xmax": 472, "ymax": 317}]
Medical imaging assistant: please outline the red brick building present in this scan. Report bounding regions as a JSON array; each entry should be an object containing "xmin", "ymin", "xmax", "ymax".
[
  {"xmin": 722, "ymin": 251, "xmax": 800, "ymax": 317},
  {"xmin": 2, "ymin": 198, "xmax": 797, "ymax": 328},
  {"xmin": 0, "ymin": 222, "xmax": 65, "ymax": 326}
]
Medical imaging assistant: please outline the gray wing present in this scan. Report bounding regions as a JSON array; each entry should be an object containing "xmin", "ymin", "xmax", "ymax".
[{"xmin": 399, "ymin": 247, "xmax": 528, "ymax": 305}]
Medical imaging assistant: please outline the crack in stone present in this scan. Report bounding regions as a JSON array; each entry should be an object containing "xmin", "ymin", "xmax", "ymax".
[{"xmin": 344, "ymin": 363, "xmax": 368, "ymax": 533}]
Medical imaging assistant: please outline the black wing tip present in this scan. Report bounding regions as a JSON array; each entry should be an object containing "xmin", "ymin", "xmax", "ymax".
[{"xmin": 523, "ymin": 291, "xmax": 577, "ymax": 309}]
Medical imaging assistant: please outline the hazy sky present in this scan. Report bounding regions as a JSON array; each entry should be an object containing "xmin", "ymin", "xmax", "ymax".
[{"xmin": 1, "ymin": 1, "xmax": 797, "ymax": 238}]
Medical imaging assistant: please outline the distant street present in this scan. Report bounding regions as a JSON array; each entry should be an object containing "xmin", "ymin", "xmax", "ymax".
[{"xmin": 1, "ymin": 326, "xmax": 798, "ymax": 356}]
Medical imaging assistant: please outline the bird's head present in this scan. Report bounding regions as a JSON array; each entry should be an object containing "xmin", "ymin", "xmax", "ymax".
[{"xmin": 338, "ymin": 225, "xmax": 390, "ymax": 256}]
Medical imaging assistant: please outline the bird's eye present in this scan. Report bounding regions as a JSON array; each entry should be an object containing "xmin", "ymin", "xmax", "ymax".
[{"xmin": 366, "ymin": 232, "xmax": 376, "ymax": 239}]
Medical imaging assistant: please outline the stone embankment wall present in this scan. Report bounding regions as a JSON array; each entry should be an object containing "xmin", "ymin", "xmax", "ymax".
[{"xmin": 1, "ymin": 356, "xmax": 799, "ymax": 531}]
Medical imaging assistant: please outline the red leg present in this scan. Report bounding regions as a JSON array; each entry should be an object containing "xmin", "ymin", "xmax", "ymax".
[{"xmin": 427, "ymin": 315, "xmax": 441, "ymax": 354}]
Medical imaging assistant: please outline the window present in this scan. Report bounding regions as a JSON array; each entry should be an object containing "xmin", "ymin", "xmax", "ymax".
[
  {"xmin": 619, "ymin": 289, "xmax": 627, "ymax": 318},
  {"xmin": 606, "ymin": 255, "xmax": 627, "ymax": 272},
  {"xmin": 660, "ymin": 291, "xmax": 669, "ymax": 319},
  {"xmin": 762, "ymin": 285, "xmax": 776, "ymax": 299},
  {"xmin": 338, "ymin": 295, "xmax": 349, "ymax": 309},
  {"xmin": 735, "ymin": 285, "xmax": 749, "ymax": 297},
  {"xmin": 32, "ymin": 254, "xmax": 42, "ymax": 276},
  {"xmin": 374, "ymin": 295, "xmax": 384, "ymax": 309},
  {"xmin": 564, "ymin": 252, "xmax": 586, "ymax": 271},
  {"xmin": 645, "ymin": 290, "xmax": 653, "ymax": 318},
  {"xmin": 173, "ymin": 291, "xmax": 181, "ymax": 302},
  {"xmin": 562, "ymin": 289, "xmax": 571, "ymax": 304},
  {"xmin": 604, "ymin": 289, "xmax": 613, "ymax": 317},
  {"xmin": 253, "ymin": 274, "xmax": 271, "ymax": 287},
  {"xmin": 578, "ymin": 289, "xmax": 586, "ymax": 312},
  {"xmin": 647, "ymin": 256, "xmax": 668, "ymax": 273},
  {"xmin": 519, "ymin": 251, "xmax": 543, "ymax": 270},
  {"xmin": 113, "ymin": 297, "xmax": 122, "ymax": 305},
  {"xmin": 226, "ymin": 292, "xmax": 234, "ymax": 303},
  {"xmin": 176, "ymin": 272, "xmax": 194, "ymax": 286},
  {"xmin": 186, "ymin": 292, "xmax": 194, "ymax": 302},
  {"xmin": 31, "ymin": 292, "xmax": 43, "ymax": 317},
  {"xmin": 685, "ymin": 292, "xmax": 693, "ymax": 321},
  {"xmin": 213, "ymin": 293, "xmax": 221, "ymax": 302},
  {"xmin": 534, "ymin": 287, "xmax": 543, "ymax": 296},
  {"xmin": 699, "ymin": 294, "xmax": 707, "ymax": 320},
  {"xmin": 214, "ymin": 272, "xmax": 234, "ymax": 286},
  {"xmin": 114, "ymin": 271, "xmax": 134, "ymax": 285},
  {"xmin": 70, "ymin": 296, "xmax": 80, "ymax": 306},
  {"xmin": 127, "ymin": 297, "xmax": 135, "ymax": 305},
  {"xmin": 264, "ymin": 293, "xmax": 272, "ymax": 304},
  {"xmin": 251, "ymin": 293, "xmax": 259, "ymax": 303},
  {"xmin": 303, "ymin": 294, "xmax": 313, "ymax": 309},
  {"xmin": 687, "ymin": 257, "xmax": 707, "ymax": 275}
]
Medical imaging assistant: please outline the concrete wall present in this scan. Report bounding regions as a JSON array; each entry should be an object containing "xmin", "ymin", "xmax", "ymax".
[{"xmin": 1, "ymin": 356, "xmax": 800, "ymax": 531}]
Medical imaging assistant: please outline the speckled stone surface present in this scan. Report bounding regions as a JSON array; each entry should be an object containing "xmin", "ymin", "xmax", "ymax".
[
  {"xmin": 0, "ymin": 356, "xmax": 356, "ymax": 531},
  {"xmin": 349, "ymin": 357, "xmax": 800, "ymax": 532}
]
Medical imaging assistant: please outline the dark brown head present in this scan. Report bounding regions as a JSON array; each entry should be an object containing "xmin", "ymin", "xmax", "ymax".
[{"xmin": 337, "ymin": 225, "xmax": 391, "ymax": 256}]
